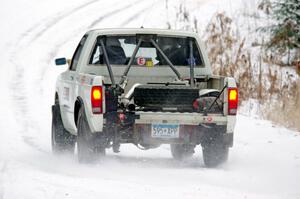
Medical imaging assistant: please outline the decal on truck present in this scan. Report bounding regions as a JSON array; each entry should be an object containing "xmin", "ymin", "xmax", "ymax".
[{"xmin": 63, "ymin": 87, "xmax": 70, "ymax": 101}]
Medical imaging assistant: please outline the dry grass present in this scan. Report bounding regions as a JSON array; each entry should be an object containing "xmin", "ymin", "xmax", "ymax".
[
  {"xmin": 265, "ymin": 80, "xmax": 300, "ymax": 130},
  {"xmin": 205, "ymin": 12, "xmax": 300, "ymax": 131}
]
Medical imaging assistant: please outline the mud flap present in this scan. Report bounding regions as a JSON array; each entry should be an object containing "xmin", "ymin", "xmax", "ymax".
[{"xmin": 222, "ymin": 133, "xmax": 233, "ymax": 147}]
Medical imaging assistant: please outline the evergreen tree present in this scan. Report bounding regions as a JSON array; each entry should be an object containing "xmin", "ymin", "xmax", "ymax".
[{"xmin": 261, "ymin": 0, "xmax": 300, "ymax": 64}]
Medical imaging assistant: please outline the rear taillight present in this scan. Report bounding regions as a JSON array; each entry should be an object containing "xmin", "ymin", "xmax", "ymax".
[
  {"xmin": 228, "ymin": 88, "xmax": 238, "ymax": 115},
  {"xmin": 91, "ymin": 86, "xmax": 103, "ymax": 114}
]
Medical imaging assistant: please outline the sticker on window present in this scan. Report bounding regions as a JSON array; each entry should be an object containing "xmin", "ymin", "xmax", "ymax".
[
  {"xmin": 146, "ymin": 60, "xmax": 153, "ymax": 67},
  {"xmin": 137, "ymin": 57, "xmax": 146, "ymax": 66}
]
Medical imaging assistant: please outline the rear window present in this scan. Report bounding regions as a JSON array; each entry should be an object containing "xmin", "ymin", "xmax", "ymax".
[{"xmin": 89, "ymin": 35, "xmax": 204, "ymax": 67}]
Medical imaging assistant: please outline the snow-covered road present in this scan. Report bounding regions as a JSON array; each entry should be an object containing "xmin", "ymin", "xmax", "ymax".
[{"xmin": 0, "ymin": 0, "xmax": 300, "ymax": 198}]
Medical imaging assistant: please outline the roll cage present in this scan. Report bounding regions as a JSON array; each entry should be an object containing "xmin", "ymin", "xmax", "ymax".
[{"xmin": 97, "ymin": 34, "xmax": 197, "ymax": 93}]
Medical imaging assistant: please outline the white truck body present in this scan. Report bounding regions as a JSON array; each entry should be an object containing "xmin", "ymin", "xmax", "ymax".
[{"xmin": 53, "ymin": 28, "xmax": 238, "ymax": 166}]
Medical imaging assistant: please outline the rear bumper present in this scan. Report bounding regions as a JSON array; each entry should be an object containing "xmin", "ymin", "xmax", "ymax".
[
  {"xmin": 134, "ymin": 123, "xmax": 233, "ymax": 146},
  {"xmin": 134, "ymin": 112, "xmax": 234, "ymax": 147},
  {"xmin": 135, "ymin": 111, "xmax": 227, "ymax": 126},
  {"xmin": 135, "ymin": 111, "xmax": 236, "ymax": 134}
]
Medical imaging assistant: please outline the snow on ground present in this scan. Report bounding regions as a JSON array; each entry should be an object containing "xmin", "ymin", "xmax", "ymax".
[
  {"xmin": 1, "ymin": 115, "xmax": 300, "ymax": 199},
  {"xmin": 0, "ymin": 0, "xmax": 300, "ymax": 198}
]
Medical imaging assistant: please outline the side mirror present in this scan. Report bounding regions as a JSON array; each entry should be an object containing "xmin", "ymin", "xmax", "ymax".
[{"xmin": 55, "ymin": 58, "xmax": 67, "ymax": 65}]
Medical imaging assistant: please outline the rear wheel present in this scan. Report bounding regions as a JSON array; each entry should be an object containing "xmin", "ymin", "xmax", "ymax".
[
  {"xmin": 170, "ymin": 144, "xmax": 195, "ymax": 160},
  {"xmin": 77, "ymin": 107, "xmax": 106, "ymax": 163},
  {"xmin": 202, "ymin": 143, "xmax": 229, "ymax": 167},
  {"xmin": 52, "ymin": 104, "xmax": 76, "ymax": 153}
]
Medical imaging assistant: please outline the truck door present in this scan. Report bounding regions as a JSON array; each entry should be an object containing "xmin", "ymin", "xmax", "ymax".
[{"xmin": 60, "ymin": 35, "xmax": 87, "ymax": 133}]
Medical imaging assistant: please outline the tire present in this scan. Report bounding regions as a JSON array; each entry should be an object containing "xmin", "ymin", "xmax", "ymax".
[
  {"xmin": 52, "ymin": 104, "xmax": 76, "ymax": 153},
  {"xmin": 170, "ymin": 144, "xmax": 195, "ymax": 160},
  {"xmin": 202, "ymin": 143, "xmax": 229, "ymax": 167},
  {"xmin": 77, "ymin": 107, "xmax": 105, "ymax": 163}
]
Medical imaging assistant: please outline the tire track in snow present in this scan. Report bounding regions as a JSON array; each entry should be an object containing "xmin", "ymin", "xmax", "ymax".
[
  {"xmin": 118, "ymin": 6, "xmax": 151, "ymax": 27},
  {"xmin": 29, "ymin": 0, "xmax": 101, "ymax": 44},
  {"xmin": 119, "ymin": 0, "xmax": 159, "ymax": 27},
  {"xmin": 10, "ymin": 0, "xmax": 104, "ymax": 61},
  {"xmin": 87, "ymin": 0, "xmax": 141, "ymax": 28}
]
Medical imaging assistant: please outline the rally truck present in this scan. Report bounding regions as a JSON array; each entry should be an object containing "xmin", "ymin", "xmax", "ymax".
[{"xmin": 52, "ymin": 28, "xmax": 238, "ymax": 167}]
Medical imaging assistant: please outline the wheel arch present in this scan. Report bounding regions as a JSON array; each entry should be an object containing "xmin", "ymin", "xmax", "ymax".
[
  {"xmin": 74, "ymin": 97, "xmax": 84, "ymax": 127},
  {"xmin": 54, "ymin": 92, "xmax": 59, "ymax": 104}
]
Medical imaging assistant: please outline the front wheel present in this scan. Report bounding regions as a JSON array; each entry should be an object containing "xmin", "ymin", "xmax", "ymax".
[
  {"xmin": 170, "ymin": 144, "xmax": 195, "ymax": 160},
  {"xmin": 52, "ymin": 104, "xmax": 76, "ymax": 153},
  {"xmin": 77, "ymin": 107, "xmax": 105, "ymax": 163}
]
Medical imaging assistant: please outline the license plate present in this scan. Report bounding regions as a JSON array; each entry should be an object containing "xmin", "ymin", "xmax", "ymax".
[{"xmin": 151, "ymin": 124, "xmax": 179, "ymax": 138}]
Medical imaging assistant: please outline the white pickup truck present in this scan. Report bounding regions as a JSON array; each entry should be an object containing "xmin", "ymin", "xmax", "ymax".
[{"xmin": 52, "ymin": 28, "xmax": 238, "ymax": 167}]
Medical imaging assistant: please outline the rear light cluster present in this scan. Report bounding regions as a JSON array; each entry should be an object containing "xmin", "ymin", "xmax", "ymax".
[
  {"xmin": 91, "ymin": 86, "xmax": 103, "ymax": 114},
  {"xmin": 228, "ymin": 88, "xmax": 238, "ymax": 115}
]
